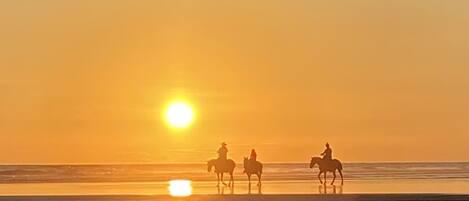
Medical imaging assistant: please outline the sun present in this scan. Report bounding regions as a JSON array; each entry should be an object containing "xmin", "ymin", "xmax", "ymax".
[{"xmin": 164, "ymin": 101, "xmax": 194, "ymax": 129}]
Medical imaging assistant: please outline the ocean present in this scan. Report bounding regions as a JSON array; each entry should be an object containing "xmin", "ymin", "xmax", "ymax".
[{"xmin": 0, "ymin": 162, "xmax": 468, "ymax": 195}]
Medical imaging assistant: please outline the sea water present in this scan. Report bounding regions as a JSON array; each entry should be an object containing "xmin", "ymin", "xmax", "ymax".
[{"xmin": 0, "ymin": 162, "xmax": 468, "ymax": 195}]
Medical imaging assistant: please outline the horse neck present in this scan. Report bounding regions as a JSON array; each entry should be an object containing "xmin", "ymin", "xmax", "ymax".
[
  {"xmin": 312, "ymin": 157, "xmax": 322, "ymax": 165},
  {"xmin": 209, "ymin": 159, "xmax": 216, "ymax": 167},
  {"xmin": 245, "ymin": 160, "xmax": 259, "ymax": 172},
  {"xmin": 244, "ymin": 159, "xmax": 251, "ymax": 167}
]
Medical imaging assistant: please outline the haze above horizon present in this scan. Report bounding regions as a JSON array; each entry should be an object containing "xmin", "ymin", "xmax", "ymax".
[{"xmin": 1, "ymin": 0, "xmax": 468, "ymax": 164}]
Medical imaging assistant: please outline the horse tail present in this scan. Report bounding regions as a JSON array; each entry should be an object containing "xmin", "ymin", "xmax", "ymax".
[
  {"xmin": 229, "ymin": 159, "xmax": 236, "ymax": 172},
  {"xmin": 338, "ymin": 161, "xmax": 343, "ymax": 171}
]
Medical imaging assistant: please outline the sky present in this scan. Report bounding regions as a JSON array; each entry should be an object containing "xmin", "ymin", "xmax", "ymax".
[{"xmin": 0, "ymin": 0, "xmax": 468, "ymax": 164}]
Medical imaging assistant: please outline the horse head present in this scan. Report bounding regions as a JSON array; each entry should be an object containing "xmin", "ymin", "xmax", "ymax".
[
  {"xmin": 243, "ymin": 157, "xmax": 248, "ymax": 171},
  {"xmin": 207, "ymin": 159, "xmax": 215, "ymax": 172},
  {"xmin": 310, "ymin": 157, "xmax": 321, "ymax": 168}
]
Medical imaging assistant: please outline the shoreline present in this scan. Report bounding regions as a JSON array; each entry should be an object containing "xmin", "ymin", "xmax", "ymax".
[
  {"xmin": 2, "ymin": 179, "xmax": 469, "ymax": 195},
  {"xmin": 1, "ymin": 194, "xmax": 469, "ymax": 201},
  {"xmin": 2, "ymin": 161, "xmax": 469, "ymax": 165}
]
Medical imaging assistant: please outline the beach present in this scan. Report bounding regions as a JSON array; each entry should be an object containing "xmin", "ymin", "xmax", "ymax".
[
  {"xmin": 3, "ymin": 0, "xmax": 469, "ymax": 200},
  {"xmin": 1, "ymin": 194, "xmax": 469, "ymax": 201},
  {"xmin": 1, "ymin": 179, "xmax": 469, "ymax": 195},
  {"xmin": 0, "ymin": 163, "xmax": 468, "ymax": 198}
]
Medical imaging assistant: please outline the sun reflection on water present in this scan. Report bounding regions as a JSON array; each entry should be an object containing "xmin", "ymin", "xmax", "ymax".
[{"xmin": 168, "ymin": 180, "xmax": 192, "ymax": 197}]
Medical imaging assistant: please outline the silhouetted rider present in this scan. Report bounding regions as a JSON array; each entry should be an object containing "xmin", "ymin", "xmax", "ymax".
[
  {"xmin": 321, "ymin": 143, "xmax": 332, "ymax": 161},
  {"xmin": 218, "ymin": 142, "xmax": 228, "ymax": 160},
  {"xmin": 249, "ymin": 149, "xmax": 257, "ymax": 161}
]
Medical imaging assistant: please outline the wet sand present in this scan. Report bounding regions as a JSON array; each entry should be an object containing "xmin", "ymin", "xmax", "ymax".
[
  {"xmin": 1, "ymin": 179, "xmax": 469, "ymax": 195},
  {"xmin": 1, "ymin": 194, "xmax": 469, "ymax": 201},
  {"xmin": 1, "ymin": 180, "xmax": 469, "ymax": 201}
]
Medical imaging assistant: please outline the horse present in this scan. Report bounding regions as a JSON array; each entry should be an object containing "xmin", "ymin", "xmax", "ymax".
[
  {"xmin": 207, "ymin": 158, "xmax": 236, "ymax": 186},
  {"xmin": 309, "ymin": 156, "xmax": 343, "ymax": 185},
  {"xmin": 243, "ymin": 157, "xmax": 263, "ymax": 186}
]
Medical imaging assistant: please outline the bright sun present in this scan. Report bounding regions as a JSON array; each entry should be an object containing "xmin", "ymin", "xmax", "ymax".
[{"xmin": 164, "ymin": 101, "xmax": 194, "ymax": 129}]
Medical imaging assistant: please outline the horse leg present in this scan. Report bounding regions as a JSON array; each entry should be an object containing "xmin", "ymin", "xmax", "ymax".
[
  {"xmin": 324, "ymin": 171, "xmax": 327, "ymax": 184},
  {"xmin": 216, "ymin": 173, "xmax": 220, "ymax": 186},
  {"xmin": 339, "ymin": 169, "xmax": 344, "ymax": 185},
  {"xmin": 221, "ymin": 172, "xmax": 227, "ymax": 186},
  {"xmin": 331, "ymin": 171, "xmax": 336, "ymax": 185},
  {"xmin": 318, "ymin": 171, "xmax": 323, "ymax": 184},
  {"xmin": 227, "ymin": 172, "xmax": 231, "ymax": 187},
  {"xmin": 247, "ymin": 173, "xmax": 251, "ymax": 184},
  {"xmin": 230, "ymin": 172, "xmax": 234, "ymax": 187},
  {"xmin": 257, "ymin": 172, "xmax": 261, "ymax": 186}
]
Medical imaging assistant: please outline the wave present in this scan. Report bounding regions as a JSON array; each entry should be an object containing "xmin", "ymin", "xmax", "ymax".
[{"xmin": 0, "ymin": 162, "xmax": 468, "ymax": 183}]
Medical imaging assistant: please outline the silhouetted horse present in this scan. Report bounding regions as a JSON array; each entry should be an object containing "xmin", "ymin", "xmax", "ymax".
[
  {"xmin": 243, "ymin": 157, "xmax": 263, "ymax": 185},
  {"xmin": 207, "ymin": 159, "xmax": 235, "ymax": 186},
  {"xmin": 309, "ymin": 157, "xmax": 343, "ymax": 185}
]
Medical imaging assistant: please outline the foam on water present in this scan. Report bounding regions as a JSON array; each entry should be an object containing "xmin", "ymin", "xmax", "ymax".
[{"xmin": 0, "ymin": 162, "xmax": 468, "ymax": 183}]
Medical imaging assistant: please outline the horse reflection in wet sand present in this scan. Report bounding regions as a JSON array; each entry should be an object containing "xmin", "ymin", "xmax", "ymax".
[
  {"xmin": 310, "ymin": 157, "xmax": 344, "ymax": 185},
  {"xmin": 319, "ymin": 184, "xmax": 343, "ymax": 194},
  {"xmin": 243, "ymin": 157, "xmax": 263, "ymax": 186},
  {"xmin": 207, "ymin": 159, "xmax": 235, "ymax": 186},
  {"xmin": 217, "ymin": 184, "xmax": 234, "ymax": 195}
]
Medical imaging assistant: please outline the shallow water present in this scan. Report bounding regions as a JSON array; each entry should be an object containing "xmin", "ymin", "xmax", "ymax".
[
  {"xmin": 1, "ymin": 180, "xmax": 469, "ymax": 195},
  {"xmin": 0, "ymin": 163, "xmax": 468, "ymax": 195},
  {"xmin": 1, "ymin": 162, "xmax": 468, "ymax": 183}
]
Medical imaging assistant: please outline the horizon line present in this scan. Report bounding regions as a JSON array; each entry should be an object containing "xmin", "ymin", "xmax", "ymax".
[{"xmin": 1, "ymin": 160, "xmax": 469, "ymax": 166}]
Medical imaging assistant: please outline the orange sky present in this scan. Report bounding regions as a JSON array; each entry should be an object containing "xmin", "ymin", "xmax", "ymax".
[{"xmin": 1, "ymin": 0, "xmax": 468, "ymax": 164}]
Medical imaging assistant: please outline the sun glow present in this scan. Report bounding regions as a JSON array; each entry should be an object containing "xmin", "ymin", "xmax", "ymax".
[
  {"xmin": 164, "ymin": 101, "xmax": 194, "ymax": 129},
  {"xmin": 168, "ymin": 180, "xmax": 192, "ymax": 197}
]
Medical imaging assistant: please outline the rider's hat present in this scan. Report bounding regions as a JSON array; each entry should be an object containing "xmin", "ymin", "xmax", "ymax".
[
  {"xmin": 326, "ymin": 142, "xmax": 330, "ymax": 146},
  {"xmin": 221, "ymin": 142, "xmax": 227, "ymax": 146}
]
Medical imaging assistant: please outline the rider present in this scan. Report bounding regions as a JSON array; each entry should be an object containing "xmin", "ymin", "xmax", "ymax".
[
  {"xmin": 249, "ymin": 149, "xmax": 257, "ymax": 161},
  {"xmin": 217, "ymin": 142, "xmax": 228, "ymax": 161},
  {"xmin": 321, "ymin": 143, "xmax": 332, "ymax": 161}
]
